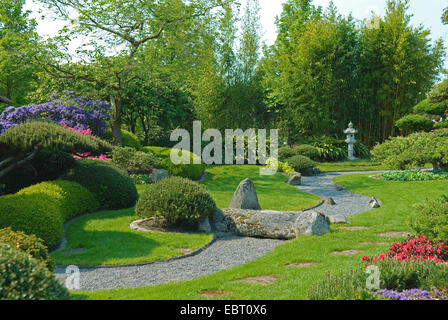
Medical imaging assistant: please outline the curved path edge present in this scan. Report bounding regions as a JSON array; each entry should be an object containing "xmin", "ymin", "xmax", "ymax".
[{"xmin": 54, "ymin": 170, "xmax": 386, "ymax": 291}]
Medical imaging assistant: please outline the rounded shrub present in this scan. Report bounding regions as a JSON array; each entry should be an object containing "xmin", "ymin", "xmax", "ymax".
[
  {"xmin": 0, "ymin": 245, "xmax": 70, "ymax": 300},
  {"xmin": 395, "ymin": 114, "xmax": 434, "ymax": 135},
  {"xmin": 295, "ymin": 144, "xmax": 320, "ymax": 161},
  {"xmin": 111, "ymin": 146, "xmax": 161, "ymax": 174},
  {"xmin": 278, "ymin": 147, "xmax": 297, "ymax": 162},
  {"xmin": 285, "ymin": 155, "xmax": 317, "ymax": 175},
  {"xmin": 17, "ymin": 180, "xmax": 99, "ymax": 220},
  {"xmin": 102, "ymin": 129, "xmax": 142, "ymax": 150},
  {"xmin": 63, "ymin": 160, "xmax": 138, "ymax": 210},
  {"xmin": 136, "ymin": 176, "xmax": 216, "ymax": 227},
  {"xmin": 0, "ymin": 227, "xmax": 55, "ymax": 271},
  {"xmin": 0, "ymin": 193, "xmax": 63, "ymax": 248},
  {"xmin": 157, "ymin": 149, "xmax": 205, "ymax": 180}
]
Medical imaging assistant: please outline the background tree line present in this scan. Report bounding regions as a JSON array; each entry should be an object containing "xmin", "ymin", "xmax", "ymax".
[{"xmin": 0, "ymin": 0, "xmax": 445, "ymax": 148}]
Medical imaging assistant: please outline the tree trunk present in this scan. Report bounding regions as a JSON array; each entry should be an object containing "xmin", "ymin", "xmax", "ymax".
[{"xmin": 110, "ymin": 95, "xmax": 122, "ymax": 146}]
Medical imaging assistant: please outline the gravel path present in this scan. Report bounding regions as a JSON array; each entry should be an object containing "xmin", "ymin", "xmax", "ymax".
[
  {"xmin": 55, "ymin": 170, "xmax": 381, "ymax": 291},
  {"xmin": 300, "ymin": 171, "xmax": 381, "ymax": 217},
  {"xmin": 55, "ymin": 235, "xmax": 284, "ymax": 291}
]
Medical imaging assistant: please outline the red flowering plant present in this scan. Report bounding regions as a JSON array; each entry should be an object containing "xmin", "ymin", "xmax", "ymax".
[
  {"xmin": 60, "ymin": 122, "xmax": 110, "ymax": 161},
  {"xmin": 362, "ymin": 235, "xmax": 448, "ymax": 264}
]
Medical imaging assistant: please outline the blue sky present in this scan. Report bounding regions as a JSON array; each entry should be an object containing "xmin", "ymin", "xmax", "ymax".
[{"xmin": 25, "ymin": 0, "xmax": 448, "ymax": 68}]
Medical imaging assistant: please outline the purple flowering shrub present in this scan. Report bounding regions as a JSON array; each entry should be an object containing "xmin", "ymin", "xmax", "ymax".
[
  {"xmin": 375, "ymin": 288, "xmax": 448, "ymax": 300},
  {"xmin": 0, "ymin": 91, "xmax": 110, "ymax": 136}
]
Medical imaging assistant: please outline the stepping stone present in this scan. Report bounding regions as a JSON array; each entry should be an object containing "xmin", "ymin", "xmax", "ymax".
[
  {"xmin": 285, "ymin": 262, "xmax": 320, "ymax": 268},
  {"xmin": 199, "ymin": 290, "xmax": 232, "ymax": 297},
  {"xmin": 336, "ymin": 226, "xmax": 369, "ymax": 231},
  {"xmin": 236, "ymin": 275, "xmax": 281, "ymax": 285},
  {"xmin": 175, "ymin": 248, "xmax": 194, "ymax": 255},
  {"xmin": 323, "ymin": 213, "xmax": 349, "ymax": 224},
  {"xmin": 330, "ymin": 250, "xmax": 363, "ymax": 256},
  {"xmin": 63, "ymin": 248, "xmax": 86, "ymax": 255},
  {"xmin": 377, "ymin": 232, "xmax": 410, "ymax": 238},
  {"xmin": 325, "ymin": 197, "xmax": 336, "ymax": 205},
  {"xmin": 361, "ymin": 242, "xmax": 389, "ymax": 246}
]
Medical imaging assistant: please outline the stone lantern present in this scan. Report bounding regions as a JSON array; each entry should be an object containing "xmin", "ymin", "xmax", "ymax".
[{"xmin": 344, "ymin": 122, "xmax": 358, "ymax": 161}]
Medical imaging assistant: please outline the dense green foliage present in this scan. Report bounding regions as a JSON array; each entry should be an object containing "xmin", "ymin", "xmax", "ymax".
[
  {"xmin": 395, "ymin": 114, "xmax": 434, "ymax": 135},
  {"xmin": 111, "ymin": 147, "xmax": 161, "ymax": 175},
  {"xmin": 410, "ymin": 196, "xmax": 448, "ymax": 241},
  {"xmin": 63, "ymin": 160, "xmax": 138, "ymax": 210},
  {"xmin": 294, "ymin": 144, "xmax": 320, "ymax": 161},
  {"xmin": 0, "ymin": 179, "xmax": 99, "ymax": 247},
  {"xmin": 17, "ymin": 180, "xmax": 99, "ymax": 220},
  {"xmin": 381, "ymin": 170, "xmax": 448, "ymax": 181},
  {"xmin": 308, "ymin": 260, "xmax": 448, "ymax": 300},
  {"xmin": 0, "ymin": 227, "xmax": 54, "ymax": 271},
  {"xmin": 0, "ymin": 245, "xmax": 69, "ymax": 300},
  {"xmin": 136, "ymin": 176, "xmax": 216, "ymax": 227},
  {"xmin": 1, "ymin": 149, "xmax": 77, "ymax": 194},
  {"xmin": 284, "ymin": 155, "xmax": 316, "ymax": 175},
  {"xmin": 372, "ymin": 130, "xmax": 448, "ymax": 170},
  {"xmin": 0, "ymin": 121, "xmax": 111, "ymax": 155},
  {"xmin": 102, "ymin": 129, "xmax": 142, "ymax": 150}
]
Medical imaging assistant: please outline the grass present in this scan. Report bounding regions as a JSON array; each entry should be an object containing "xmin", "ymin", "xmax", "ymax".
[
  {"xmin": 199, "ymin": 165, "xmax": 321, "ymax": 211},
  {"xmin": 73, "ymin": 173, "xmax": 448, "ymax": 300},
  {"xmin": 317, "ymin": 160, "xmax": 389, "ymax": 172},
  {"xmin": 51, "ymin": 208, "xmax": 213, "ymax": 266}
]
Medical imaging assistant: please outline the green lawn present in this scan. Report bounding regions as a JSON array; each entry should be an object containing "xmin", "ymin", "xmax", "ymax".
[
  {"xmin": 317, "ymin": 160, "xmax": 389, "ymax": 172},
  {"xmin": 73, "ymin": 174, "xmax": 448, "ymax": 300},
  {"xmin": 199, "ymin": 165, "xmax": 321, "ymax": 211},
  {"xmin": 51, "ymin": 208, "xmax": 213, "ymax": 266}
]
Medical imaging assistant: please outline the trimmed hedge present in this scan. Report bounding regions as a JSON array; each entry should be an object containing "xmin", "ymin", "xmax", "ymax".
[
  {"xmin": 395, "ymin": 114, "xmax": 434, "ymax": 135},
  {"xmin": 285, "ymin": 155, "xmax": 317, "ymax": 175},
  {"xmin": 144, "ymin": 147, "xmax": 205, "ymax": 180},
  {"xmin": 63, "ymin": 160, "xmax": 138, "ymax": 210},
  {"xmin": 295, "ymin": 144, "xmax": 320, "ymax": 161},
  {"xmin": 0, "ymin": 193, "xmax": 63, "ymax": 248},
  {"xmin": 102, "ymin": 129, "xmax": 142, "ymax": 150},
  {"xmin": 136, "ymin": 176, "xmax": 216, "ymax": 227},
  {"xmin": 0, "ymin": 180, "xmax": 100, "ymax": 248},
  {"xmin": 0, "ymin": 245, "xmax": 70, "ymax": 300},
  {"xmin": 278, "ymin": 147, "xmax": 298, "ymax": 162},
  {"xmin": 17, "ymin": 180, "xmax": 99, "ymax": 220},
  {"xmin": 0, "ymin": 227, "xmax": 55, "ymax": 271}
]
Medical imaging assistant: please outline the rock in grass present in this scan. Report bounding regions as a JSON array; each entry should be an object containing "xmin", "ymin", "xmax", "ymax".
[
  {"xmin": 323, "ymin": 213, "xmax": 349, "ymax": 224},
  {"xmin": 369, "ymin": 197, "xmax": 381, "ymax": 208},
  {"xmin": 286, "ymin": 172, "xmax": 302, "ymax": 186},
  {"xmin": 198, "ymin": 217, "xmax": 212, "ymax": 233},
  {"xmin": 222, "ymin": 208, "xmax": 330, "ymax": 239},
  {"xmin": 151, "ymin": 169, "xmax": 169, "ymax": 183},
  {"xmin": 228, "ymin": 178, "xmax": 261, "ymax": 210}
]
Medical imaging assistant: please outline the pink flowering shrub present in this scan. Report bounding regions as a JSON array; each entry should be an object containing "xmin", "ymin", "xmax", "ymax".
[
  {"xmin": 60, "ymin": 122, "xmax": 110, "ymax": 161},
  {"xmin": 362, "ymin": 235, "xmax": 448, "ymax": 264}
]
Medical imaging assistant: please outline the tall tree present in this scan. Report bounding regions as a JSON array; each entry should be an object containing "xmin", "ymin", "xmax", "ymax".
[
  {"xmin": 35, "ymin": 0, "xmax": 231, "ymax": 145},
  {"xmin": 0, "ymin": 0, "xmax": 39, "ymax": 109}
]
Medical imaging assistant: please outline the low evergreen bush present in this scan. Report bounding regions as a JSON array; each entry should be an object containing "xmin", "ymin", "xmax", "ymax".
[{"xmin": 284, "ymin": 155, "xmax": 317, "ymax": 175}]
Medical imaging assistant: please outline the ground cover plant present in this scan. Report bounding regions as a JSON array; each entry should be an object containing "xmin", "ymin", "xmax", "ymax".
[
  {"xmin": 381, "ymin": 170, "xmax": 448, "ymax": 181},
  {"xmin": 72, "ymin": 172, "xmax": 448, "ymax": 300}
]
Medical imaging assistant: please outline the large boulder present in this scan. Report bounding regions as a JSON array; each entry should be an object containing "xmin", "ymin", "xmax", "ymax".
[
  {"xmin": 222, "ymin": 208, "xmax": 330, "ymax": 239},
  {"xmin": 210, "ymin": 208, "xmax": 230, "ymax": 232},
  {"xmin": 228, "ymin": 178, "xmax": 261, "ymax": 210}
]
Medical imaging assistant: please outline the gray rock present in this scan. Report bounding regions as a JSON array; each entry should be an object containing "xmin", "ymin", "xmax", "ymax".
[
  {"xmin": 335, "ymin": 185, "xmax": 345, "ymax": 191},
  {"xmin": 368, "ymin": 197, "xmax": 381, "ymax": 208},
  {"xmin": 198, "ymin": 217, "xmax": 212, "ymax": 233},
  {"xmin": 222, "ymin": 208, "xmax": 330, "ymax": 239},
  {"xmin": 151, "ymin": 169, "xmax": 170, "ymax": 183},
  {"xmin": 325, "ymin": 197, "xmax": 336, "ymax": 205},
  {"xmin": 323, "ymin": 213, "xmax": 349, "ymax": 224},
  {"xmin": 286, "ymin": 172, "xmax": 301, "ymax": 186},
  {"xmin": 210, "ymin": 208, "xmax": 230, "ymax": 232},
  {"xmin": 229, "ymin": 178, "xmax": 261, "ymax": 210}
]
